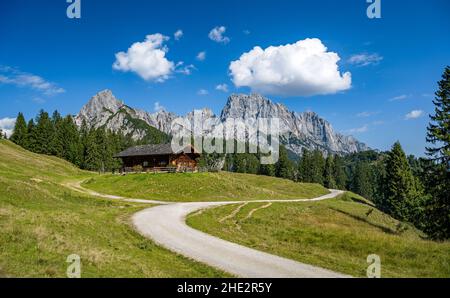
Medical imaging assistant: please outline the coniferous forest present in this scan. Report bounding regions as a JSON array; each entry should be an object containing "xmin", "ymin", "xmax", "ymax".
[{"xmin": 6, "ymin": 67, "xmax": 449, "ymax": 240}]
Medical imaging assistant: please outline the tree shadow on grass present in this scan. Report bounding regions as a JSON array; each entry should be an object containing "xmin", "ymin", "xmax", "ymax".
[
  {"xmin": 348, "ymin": 197, "xmax": 375, "ymax": 207},
  {"xmin": 330, "ymin": 207, "xmax": 398, "ymax": 235}
]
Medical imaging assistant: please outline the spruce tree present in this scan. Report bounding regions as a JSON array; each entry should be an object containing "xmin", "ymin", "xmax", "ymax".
[
  {"xmin": 33, "ymin": 110, "xmax": 55, "ymax": 154},
  {"xmin": 333, "ymin": 154, "xmax": 347, "ymax": 190},
  {"xmin": 79, "ymin": 119, "xmax": 90, "ymax": 169},
  {"xmin": 426, "ymin": 66, "xmax": 450, "ymax": 165},
  {"xmin": 26, "ymin": 119, "xmax": 36, "ymax": 152},
  {"xmin": 260, "ymin": 163, "xmax": 276, "ymax": 176},
  {"xmin": 62, "ymin": 116, "xmax": 82, "ymax": 166},
  {"xmin": 10, "ymin": 112, "xmax": 28, "ymax": 148},
  {"xmin": 324, "ymin": 155, "xmax": 336, "ymax": 188},
  {"xmin": 351, "ymin": 161, "xmax": 374, "ymax": 200},
  {"xmin": 84, "ymin": 128, "xmax": 102, "ymax": 171},
  {"xmin": 383, "ymin": 142, "xmax": 421, "ymax": 221},
  {"xmin": 311, "ymin": 150, "xmax": 325, "ymax": 185},
  {"xmin": 275, "ymin": 146, "xmax": 294, "ymax": 180},
  {"xmin": 298, "ymin": 148, "xmax": 312, "ymax": 182},
  {"xmin": 51, "ymin": 112, "xmax": 65, "ymax": 157},
  {"xmin": 424, "ymin": 66, "xmax": 450, "ymax": 240}
]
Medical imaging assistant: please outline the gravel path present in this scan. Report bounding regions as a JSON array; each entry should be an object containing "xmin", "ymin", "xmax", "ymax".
[{"xmin": 132, "ymin": 189, "xmax": 351, "ymax": 278}]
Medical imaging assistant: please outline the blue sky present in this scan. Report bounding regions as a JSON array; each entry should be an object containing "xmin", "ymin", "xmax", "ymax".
[{"xmin": 0, "ymin": 0, "xmax": 449, "ymax": 156}]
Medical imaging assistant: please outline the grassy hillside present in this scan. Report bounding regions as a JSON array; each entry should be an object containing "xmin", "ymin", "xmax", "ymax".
[
  {"xmin": 187, "ymin": 192, "xmax": 450, "ymax": 277},
  {"xmin": 0, "ymin": 140, "xmax": 228, "ymax": 277},
  {"xmin": 82, "ymin": 172, "xmax": 329, "ymax": 202}
]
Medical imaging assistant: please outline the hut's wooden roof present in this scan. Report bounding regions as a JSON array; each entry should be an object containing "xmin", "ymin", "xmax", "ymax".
[{"xmin": 114, "ymin": 144, "xmax": 197, "ymax": 158}]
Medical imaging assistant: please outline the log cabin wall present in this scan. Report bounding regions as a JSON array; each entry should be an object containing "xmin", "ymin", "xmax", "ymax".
[{"xmin": 121, "ymin": 153, "xmax": 198, "ymax": 172}]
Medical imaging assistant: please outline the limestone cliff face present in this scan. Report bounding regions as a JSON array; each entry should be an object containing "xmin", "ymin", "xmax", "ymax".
[
  {"xmin": 75, "ymin": 90, "xmax": 369, "ymax": 155},
  {"xmin": 220, "ymin": 94, "xmax": 369, "ymax": 154}
]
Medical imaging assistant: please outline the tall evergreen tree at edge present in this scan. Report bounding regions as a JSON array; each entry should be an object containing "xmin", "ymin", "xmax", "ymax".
[{"xmin": 424, "ymin": 66, "xmax": 450, "ymax": 240}]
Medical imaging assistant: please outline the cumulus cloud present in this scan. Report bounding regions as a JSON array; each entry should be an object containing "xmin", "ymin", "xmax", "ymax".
[
  {"xmin": 113, "ymin": 34, "xmax": 175, "ymax": 82},
  {"xmin": 208, "ymin": 26, "xmax": 230, "ymax": 44},
  {"xmin": 196, "ymin": 51, "xmax": 206, "ymax": 61},
  {"xmin": 0, "ymin": 67, "xmax": 65, "ymax": 96},
  {"xmin": 229, "ymin": 38, "xmax": 351, "ymax": 96},
  {"xmin": 197, "ymin": 89, "xmax": 209, "ymax": 95},
  {"xmin": 348, "ymin": 53, "xmax": 383, "ymax": 66},
  {"xmin": 216, "ymin": 83, "xmax": 229, "ymax": 92},
  {"xmin": 0, "ymin": 117, "xmax": 16, "ymax": 137},
  {"xmin": 174, "ymin": 29, "xmax": 183, "ymax": 40},
  {"xmin": 405, "ymin": 110, "xmax": 424, "ymax": 120}
]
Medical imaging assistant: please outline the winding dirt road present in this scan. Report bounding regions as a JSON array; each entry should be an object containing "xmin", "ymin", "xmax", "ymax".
[
  {"xmin": 132, "ymin": 190, "xmax": 351, "ymax": 278},
  {"xmin": 68, "ymin": 180, "xmax": 349, "ymax": 277}
]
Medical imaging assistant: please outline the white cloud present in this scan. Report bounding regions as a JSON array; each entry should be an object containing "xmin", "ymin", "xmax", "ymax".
[
  {"xmin": 229, "ymin": 38, "xmax": 351, "ymax": 97},
  {"xmin": 243, "ymin": 30, "xmax": 251, "ymax": 35},
  {"xmin": 197, "ymin": 89, "xmax": 209, "ymax": 95},
  {"xmin": 174, "ymin": 29, "xmax": 183, "ymax": 41},
  {"xmin": 216, "ymin": 83, "xmax": 229, "ymax": 92},
  {"xmin": 154, "ymin": 102, "xmax": 165, "ymax": 112},
  {"xmin": 345, "ymin": 125, "xmax": 368, "ymax": 134},
  {"xmin": 175, "ymin": 62, "xmax": 196, "ymax": 75},
  {"xmin": 113, "ymin": 33, "xmax": 175, "ymax": 82},
  {"xmin": 0, "ymin": 117, "xmax": 16, "ymax": 137},
  {"xmin": 208, "ymin": 26, "xmax": 230, "ymax": 44},
  {"xmin": 348, "ymin": 53, "xmax": 383, "ymax": 66},
  {"xmin": 405, "ymin": 110, "xmax": 424, "ymax": 120},
  {"xmin": 196, "ymin": 51, "xmax": 206, "ymax": 61},
  {"xmin": 389, "ymin": 94, "xmax": 409, "ymax": 101},
  {"xmin": 0, "ymin": 67, "xmax": 65, "ymax": 96}
]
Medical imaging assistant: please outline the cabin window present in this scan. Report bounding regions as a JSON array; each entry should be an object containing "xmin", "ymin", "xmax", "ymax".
[{"xmin": 143, "ymin": 161, "xmax": 149, "ymax": 167}]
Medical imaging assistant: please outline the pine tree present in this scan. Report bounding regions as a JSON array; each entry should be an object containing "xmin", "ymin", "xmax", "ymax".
[
  {"xmin": 275, "ymin": 146, "xmax": 294, "ymax": 180},
  {"xmin": 51, "ymin": 110, "xmax": 62, "ymax": 125},
  {"xmin": 79, "ymin": 119, "xmax": 89, "ymax": 169},
  {"xmin": 426, "ymin": 66, "xmax": 450, "ymax": 165},
  {"xmin": 324, "ymin": 155, "xmax": 336, "ymax": 188},
  {"xmin": 84, "ymin": 128, "xmax": 102, "ymax": 171},
  {"xmin": 0, "ymin": 128, "xmax": 3, "ymax": 139},
  {"xmin": 51, "ymin": 111, "xmax": 65, "ymax": 157},
  {"xmin": 424, "ymin": 66, "xmax": 450, "ymax": 240},
  {"xmin": 351, "ymin": 161, "xmax": 374, "ymax": 200},
  {"xmin": 260, "ymin": 163, "xmax": 276, "ymax": 176},
  {"xmin": 311, "ymin": 150, "xmax": 325, "ymax": 185},
  {"xmin": 26, "ymin": 119, "xmax": 36, "ymax": 151},
  {"xmin": 10, "ymin": 112, "xmax": 28, "ymax": 148},
  {"xmin": 61, "ymin": 116, "xmax": 82, "ymax": 166},
  {"xmin": 33, "ymin": 110, "xmax": 55, "ymax": 154},
  {"xmin": 298, "ymin": 148, "xmax": 312, "ymax": 182},
  {"xmin": 333, "ymin": 154, "xmax": 347, "ymax": 190},
  {"xmin": 383, "ymin": 142, "xmax": 421, "ymax": 221}
]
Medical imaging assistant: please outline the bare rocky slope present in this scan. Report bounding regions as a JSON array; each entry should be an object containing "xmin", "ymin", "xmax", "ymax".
[{"xmin": 75, "ymin": 90, "xmax": 369, "ymax": 155}]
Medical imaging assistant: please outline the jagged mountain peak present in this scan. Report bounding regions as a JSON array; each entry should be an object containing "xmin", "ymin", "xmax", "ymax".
[
  {"xmin": 90, "ymin": 89, "xmax": 122, "ymax": 107},
  {"xmin": 75, "ymin": 89, "xmax": 370, "ymax": 155},
  {"xmin": 187, "ymin": 107, "xmax": 216, "ymax": 119},
  {"xmin": 221, "ymin": 93, "xmax": 291, "ymax": 120}
]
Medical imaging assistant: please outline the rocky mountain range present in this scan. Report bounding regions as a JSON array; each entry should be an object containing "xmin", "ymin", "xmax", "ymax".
[{"xmin": 74, "ymin": 89, "xmax": 369, "ymax": 155}]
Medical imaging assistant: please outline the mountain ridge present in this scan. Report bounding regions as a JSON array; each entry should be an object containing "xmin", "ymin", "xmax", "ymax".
[{"xmin": 74, "ymin": 89, "xmax": 369, "ymax": 155}]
